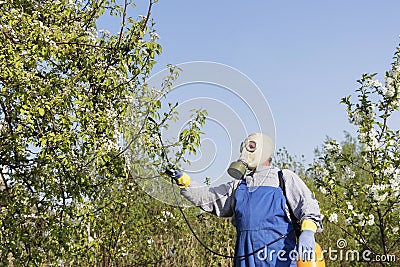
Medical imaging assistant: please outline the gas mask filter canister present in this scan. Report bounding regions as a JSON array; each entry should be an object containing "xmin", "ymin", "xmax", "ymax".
[{"xmin": 227, "ymin": 133, "xmax": 274, "ymax": 179}]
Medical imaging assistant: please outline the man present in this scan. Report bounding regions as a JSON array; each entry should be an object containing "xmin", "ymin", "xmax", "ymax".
[{"xmin": 170, "ymin": 133, "xmax": 323, "ymax": 267}]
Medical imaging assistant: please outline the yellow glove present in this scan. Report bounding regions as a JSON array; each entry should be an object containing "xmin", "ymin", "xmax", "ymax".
[
  {"xmin": 301, "ymin": 219, "xmax": 318, "ymax": 233},
  {"xmin": 166, "ymin": 169, "xmax": 191, "ymax": 188},
  {"xmin": 176, "ymin": 172, "xmax": 190, "ymax": 188}
]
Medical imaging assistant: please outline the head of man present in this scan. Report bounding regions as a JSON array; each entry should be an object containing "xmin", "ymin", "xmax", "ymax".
[{"xmin": 227, "ymin": 133, "xmax": 274, "ymax": 179}]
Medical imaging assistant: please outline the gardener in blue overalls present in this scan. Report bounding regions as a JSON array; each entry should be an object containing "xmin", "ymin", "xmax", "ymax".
[{"xmin": 170, "ymin": 133, "xmax": 323, "ymax": 267}]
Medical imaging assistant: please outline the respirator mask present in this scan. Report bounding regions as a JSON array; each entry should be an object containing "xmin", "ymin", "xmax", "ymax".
[{"xmin": 227, "ymin": 133, "xmax": 274, "ymax": 179}]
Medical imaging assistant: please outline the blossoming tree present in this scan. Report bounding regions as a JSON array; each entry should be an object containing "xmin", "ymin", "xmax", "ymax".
[
  {"xmin": 312, "ymin": 45, "xmax": 400, "ymax": 266},
  {"xmin": 0, "ymin": 1, "xmax": 206, "ymax": 266}
]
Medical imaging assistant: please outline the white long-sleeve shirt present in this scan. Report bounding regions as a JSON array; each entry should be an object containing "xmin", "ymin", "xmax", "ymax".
[{"xmin": 181, "ymin": 166, "xmax": 323, "ymax": 232}]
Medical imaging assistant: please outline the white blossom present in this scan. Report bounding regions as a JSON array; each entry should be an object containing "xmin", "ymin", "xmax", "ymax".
[
  {"xmin": 367, "ymin": 104, "xmax": 376, "ymax": 120},
  {"xmin": 147, "ymin": 238, "xmax": 154, "ymax": 245},
  {"xmin": 189, "ymin": 120, "xmax": 201, "ymax": 128},
  {"xmin": 382, "ymin": 86, "xmax": 396, "ymax": 98},
  {"xmin": 345, "ymin": 217, "xmax": 353, "ymax": 225},
  {"xmin": 369, "ymin": 183, "xmax": 386, "ymax": 192},
  {"xmin": 350, "ymin": 188, "xmax": 359, "ymax": 196},
  {"xmin": 389, "ymin": 178, "xmax": 400, "ymax": 197},
  {"xmin": 350, "ymin": 110, "xmax": 363, "ymax": 124},
  {"xmin": 346, "ymin": 201, "xmax": 354, "ymax": 211},
  {"xmin": 319, "ymin": 187, "xmax": 328, "ymax": 195},
  {"xmin": 366, "ymin": 214, "xmax": 375, "ymax": 226},
  {"xmin": 359, "ymin": 128, "xmax": 379, "ymax": 151},
  {"xmin": 383, "ymin": 165, "xmax": 395, "ymax": 177},
  {"xmin": 99, "ymin": 29, "xmax": 110, "ymax": 35},
  {"xmin": 385, "ymin": 77, "xmax": 395, "ymax": 89},
  {"xmin": 389, "ymin": 178, "xmax": 399, "ymax": 189},
  {"xmin": 393, "ymin": 226, "xmax": 399, "ymax": 234},
  {"xmin": 375, "ymin": 192, "xmax": 388, "ymax": 202},
  {"xmin": 344, "ymin": 167, "xmax": 355, "ymax": 179},
  {"xmin": 328, "ymin": 162, "xmax": 337, "ymax": 172},
  {"xmin": 49, "ymin": 40, "xmax": 57, "ymax": 47},
  {"xmin": 325, "ymin": 141, "xmax": 341, "ymax": 154},
  {"xmin": 328, "ymin": 213, "xmax": 338, "ymax": 223},
  {"xmin": 321, "ymin": 169, "xmax": 330, "ymax": 177},
  {"xmin": 161, "ymin": 210, "xmax": 175, "ymax": 219},
  {"xmin": 160, "ymin": 210, "xmax": 175, "ymax": 223},
  {"xmin": 150, "ymin": 32, "xmax": 160, "ymax": 40},
  {"xmin": 7, "ymin": 253, "xmax": 15, "ymax": 264},
  {"xmin": 366, "ymin": 78, "xmax": 382, "ymax": 88},
  {"xmin": 369, "ymin": 184, "xmax": 388, "ymax": 202}
]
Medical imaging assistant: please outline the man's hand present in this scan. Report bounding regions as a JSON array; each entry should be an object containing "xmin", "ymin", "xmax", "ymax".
[
  {"xmin": 297, "ymin": 230, "xmax": 315, "ymax": 261},
  {"xmin": 165, "ymin": 169, "xmax": 191, "ymax": 188}
]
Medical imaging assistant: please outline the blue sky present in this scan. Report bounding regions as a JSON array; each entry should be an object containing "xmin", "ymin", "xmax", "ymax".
[{"xmin": 101, "ymin": 1, "xmax": 399, "ymax": 184}]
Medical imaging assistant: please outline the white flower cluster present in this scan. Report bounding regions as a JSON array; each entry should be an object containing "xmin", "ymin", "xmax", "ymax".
[
  {"xmin": 366, "ymin": 214, "xmax": 375, "ymax": 226},
  {"xmin": 99, "ymin": 29, "xmax": 110, "ymax": 35},
  {"xmin": 365, "ymin": 183, "xmax": 388, "ymax": 203},
  {"xmin": 348, "ymin": 109, "xmax": 363, "ymax": 125},
  {"xmin": 346, "ymin": 201, "xmax": 354, "ymax": 211},
  {"xmin": 359, "ymin": 127, "xmax": 379, "ymax": 151},
  {"xmin": 324, "ymin": 140, "xmax": 341, "ymax": 154},
  {"xmin": 85, "ymin": 26, "xmax": 98, "ymax": 42},
  {"xmin": 314, "ymin": 163, "xmax": 338, "ymax": 194},
  {"xmin": 150, "ymin": 32, "xmax": 160, "ymax": 41},
  {"xmin": 343, "ymin": 167, "xmax": 355, "ymax": 179},
  {"xmin": 320, "ymin": 168, "xmax": 330, "ymax": 177},
  {"xmin": 356, "ymin": 212, "xmax": 364, "ymax": 221},
  {"xmin": 383, "ymin": 165, "xmax": 400, "ymax": 178},
  {"xmin": 328, "ymin": 213, "xmax": 338, "ymax": 223},
  {"xmin": 188, "ymin": 120, "xmax": 201, "ymax": 129},
  {"xmin": 365, "ymin": 78, "xmax": 382, "ymax": 88},
  {"xmin": 319, "ymin": 186, "xmax": 328, "ymax": 195},
  {"xmin": 389, "ymin": 177, "xmax": 400, "ymax": 197},
  {"xmin": 102, "ymin": 138, "xmax": 119, "ymax": 153},
  {"xmin": 366, "ymin": 104, "xmax": 376, "ymax": 120},
  {"xmin": 384, "ymin": 166, "xmax": 400, "ymax": 197},
  {"xmin": 382, "ymin": 67, "xmax": 400, "ymax": 107},
  {"xmin": 351, "ymin": 212, "xmax": 375, "ymax": 226},
  {"xmin": 382, "ymin": 86, "xmax": 396, "ymax": 98},
  {"xmin": 384, "ymin": 76, "xmax": 396, "ymax": 97},
  {"xmin": 160, "ymin": 210, "xmax": 175, "ymax": 223},
  {"xmin": 0, "ymin": 24, "xmax": 12, "ymax": 31}
]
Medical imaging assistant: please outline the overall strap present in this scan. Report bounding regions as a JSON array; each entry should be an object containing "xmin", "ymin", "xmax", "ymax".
[{"xmin": 278, "ymin": 170, "xmax": 301, "ymax": 239}]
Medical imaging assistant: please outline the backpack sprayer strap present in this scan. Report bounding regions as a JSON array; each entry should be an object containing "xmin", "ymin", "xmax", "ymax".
[{"xmin": 278, "ymin": 170, "xmax": 302, "ymax": 239}]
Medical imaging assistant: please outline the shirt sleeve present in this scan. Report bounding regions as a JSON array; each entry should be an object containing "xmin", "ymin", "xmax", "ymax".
[
  {"xmin": 282, "ymin": 169, "xmax": 324, "ymax": 232},
  {"xmin": 180, "ymin": 180, "xmax": 239, "ymax": 217}
]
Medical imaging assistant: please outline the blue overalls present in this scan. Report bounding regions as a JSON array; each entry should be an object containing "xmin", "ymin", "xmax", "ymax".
[{"xmin": 234, "ymin": 179, "xmax": 297, "ymax": 267}]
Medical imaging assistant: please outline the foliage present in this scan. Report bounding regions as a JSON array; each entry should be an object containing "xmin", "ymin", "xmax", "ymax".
[
  {"xmin": 0, "ymin": 0, "xmax": 206, "ymax": 265},
  {"xmin": 274, "ymin": 147, "xmax": 307, "ymax": 177},
  {"xmin": 311, "ymin": 44, "xmax": 400, "ymax": 266}
]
